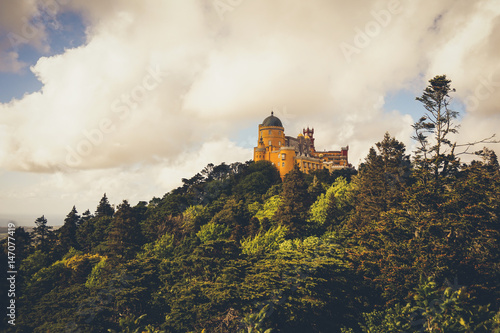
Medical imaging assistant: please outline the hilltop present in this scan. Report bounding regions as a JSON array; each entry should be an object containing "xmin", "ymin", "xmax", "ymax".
[{"xmin": 1, "ymin": 76, "xmax": 499, "ymax": 332}]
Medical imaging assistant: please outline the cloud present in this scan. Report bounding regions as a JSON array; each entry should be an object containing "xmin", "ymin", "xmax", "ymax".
[
  {"xmin": 0, "ymin": 51, "xmax": 26, "ymax": 72},
  {"xmin": 0, "ymin": 137, "xmax": 251, "ymax": 219},
  {"xmin": 0, "ymin": 0, "xmax": 500, "ymax": 218},
  {"xmin": 0, "ymin": 0, "xmax": 52, "ymax": 71}
]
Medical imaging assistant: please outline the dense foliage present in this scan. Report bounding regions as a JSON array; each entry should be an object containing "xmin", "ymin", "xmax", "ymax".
[{"xmin": 1, "ymin": 75, "xmax": 499, "ymax": 332}]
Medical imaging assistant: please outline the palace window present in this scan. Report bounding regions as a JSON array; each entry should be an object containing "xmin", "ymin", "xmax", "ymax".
[
  {"xmin": 268, "ymin": 140, "xmax": 272, "ymax": 146},
  {"xmin": 269, "ymin": 130, "xmax": 272, "ymax": 135},
  {"xmin": 282, "ymin": 162, "xmax": 285, "ymax": 167},
  {"xmin": 281, "ymin": 153, "xmax": 286, "ymax": 160}
]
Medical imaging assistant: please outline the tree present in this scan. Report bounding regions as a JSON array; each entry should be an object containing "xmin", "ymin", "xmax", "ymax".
[
  {"xmin": 209, "ymin": 197, "xmax": 250, "ymax": 241},
  {"xmin": 95, "ymin": 193, "xmax": 114, "ymax": 218},
  {"xmin": 275, "ymin": 165, "xmax": 311, "ymax": 237},
  {"xmin": 197, "ymin": 222, "xmax": 231, "ymax": 243},
  {"xmin": 413, "ymin": 75, "xmax": 459, "ymax": 181},
  {"xmin": 33, "ymin": 215, "xmax": 53, "ymax": 253},
  {"xmin": 14, "ymin": 226, "xmax": 33, "ymax": 261},
  {"xmin": 80, "ymin": 209, "xmax": 93, "ymax": 224},
  {"xmin": 58, "ymin": 206, "xmax": 80, "ymax": 253},
  {"xmin": 350, "ymin": 277, "xmax": 499, "ymax": 333},
  {"xmin": 240, "ymin": 226, "xmax": 287, "ymax": 256},
  {"xmin": 107, "ymin": 200, "xmax": 143, "ymax": 259},
  {"xmin": 309, "ymin": 176, "xmax": 353, "ymax": 230},
  {"xmin": 348, "ymin": 133, "xmax": 410, "ymax": 227}
]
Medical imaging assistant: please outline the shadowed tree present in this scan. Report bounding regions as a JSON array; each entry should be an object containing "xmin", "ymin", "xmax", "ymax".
[
  {"xmin": 275, "ymin": 165, "xmax": 311, "ymax": 237},
  {"xmin": 58, "ymin": 206, "xmax": 80, "ymax": 253},
  {"xmin": 33, "ymin": 215, "xmax": 53, "ymax": 253},
  {"xmin": 107, "ymin": 200, "xmax": 143, "ymax": 259},
  {"xmin": 95, "ymin": 193, "xmax": 114, "ymax": 218},
  {"xmin": 349, "ymin": 132, "xmax": 411, "ymax": 228}
]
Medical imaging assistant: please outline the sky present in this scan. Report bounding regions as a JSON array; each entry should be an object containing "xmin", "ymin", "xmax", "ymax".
[{"xmin": 0, "ymin": 0, "xmax": 499, "ymax": 226}]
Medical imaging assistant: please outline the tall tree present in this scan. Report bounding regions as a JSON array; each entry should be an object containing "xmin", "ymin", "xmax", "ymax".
[
  {"xmin": 349, "ymin": 132, "xmax": 411, "ymax": 227},
  {"xmin": 95, "ymin": 193, "xmax": 114, "ymax": 218},
  {"xmin": 58, "ymin": 206, "xmax": 80, "ymax": 253},
  {"xmin": 275, "ymin": 165, "xmax": 311, "ymax": 237},
  {"xmin": 107, "ymin": 200, "xmax": 143, "ymax": 259},
  {"xmin": 33, "ymin": 215, "xmax": 53, "ymax": 253},
  {"xmin": 14, "ymin": 226, "xmax": 33, "ymax": 261},
  {"xmin": 412, "ymin": 75, "xmax": 459, "ymax": 190},
  {"xmin": 80, "ymin": 209, "xmax": 93, "ymax": 224}
]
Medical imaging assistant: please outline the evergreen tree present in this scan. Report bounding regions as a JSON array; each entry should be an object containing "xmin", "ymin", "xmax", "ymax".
[
  {"xmin": 58, "ymin": 206, "xmax": 80, "ymax": 253},
  {"xmin": 349, "ymin": 133, "xmax": 410, "ymax": 227},
  {"xmin": 307, "ymin": 174, "xmax": 324, "ymax": 202},
  {"xmin": 33, "ymin": 215, "xmax": 53, "ymax": 253},
  {"xmin": 95, "ymin": 193, "xmax": 114, "ymax": 218},
  {"xmin": 413, "ymin": 75, "xmax": 459, "ymax": 190},
  {"xmin": 14, "ymin": 226, "xmax": 33, "ymax": 261},
  {"xmin": 275, "ymin": 165, "xmax": 311, "ymax": 237},
  {"xmin": 209, "ymin": 197, "xmax": 249, "ymax": 241},
  {"xmin": 107, "ymin": 200, "xmax": 143, "ymax": 259},
  {"xmin": 80, "ymin": 209, "xmax": 93, "ymax": 224}
]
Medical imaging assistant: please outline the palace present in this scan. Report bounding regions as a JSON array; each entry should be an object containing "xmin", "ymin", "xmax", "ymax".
[{"xmin": 253, "ymin": 112, "xmax": 350, "ymax": 178}]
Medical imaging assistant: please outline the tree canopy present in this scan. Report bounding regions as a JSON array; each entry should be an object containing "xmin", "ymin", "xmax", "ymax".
[{"xmin": 3, "ymin": 76, "xmax": 499, "ymax": 333}]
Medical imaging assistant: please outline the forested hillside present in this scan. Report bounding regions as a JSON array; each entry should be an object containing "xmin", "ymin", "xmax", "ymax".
[{"xmin": 1, "ymin": 76, "xmax": 499, "ymax": 332}]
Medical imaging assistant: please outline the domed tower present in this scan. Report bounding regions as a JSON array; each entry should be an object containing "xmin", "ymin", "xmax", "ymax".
[
  {"xmin": 253, "ymin": 112, "xmax": 286, "ymax": 161},
  {"xmin": 253, "ymin": 112, "xmax": 297, "ymax": 178}
]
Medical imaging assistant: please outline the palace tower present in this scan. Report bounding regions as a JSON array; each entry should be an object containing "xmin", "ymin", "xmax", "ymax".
[{"xmin": 253, "ymin": 112, "xmax": 350, "ymax": 178}]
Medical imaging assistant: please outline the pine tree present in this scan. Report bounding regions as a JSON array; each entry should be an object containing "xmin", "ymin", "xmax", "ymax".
[
  {"xmin": 14, "ymin": 227, "xmax": 33, "ymax": 261},
  {"xmin": 413, "ymin": 75, "xmax": 459, "ymax": 191},
  {"xmin": 95, "ymin": 193, "xmax": 115, "ymax": 217},
  {"xmin": 33, "ymin": 215, "xmax": 53, "ymax": 253},
  {"xmin": 58, "ymin": 206, "xmax": 80, "ymax": 253},
  {"xmin": 275, "ymin": 165, "xmax": 311, "ymax": 237},
  {"xmin": 107, "ymin": 200, "xmax": 143, "ymax": 259},
  {"xmin": 80, "ymin": 209, "xmax": 93, "ymax": 223},
  {"xmin": 349, "ymin": 133, "xmax": 410, "ymax": 227}
]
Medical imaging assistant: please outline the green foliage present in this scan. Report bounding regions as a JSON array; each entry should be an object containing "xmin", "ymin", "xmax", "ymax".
[
  {"xmin": 13, "ymin": 102, "xmax": 500, "ymax": 333},
  {"xmin": 33, "ymin": 215, "xmax": 53, "ymax": 253},
  {"xmin": 234, "ymin": 161, "xmax": 281, "ymax": 200},
  {"xmin": 413, "ymin": 75, "xmax": 459, "ymax": 182},
  {"xmin": 197, "ymin": 222, "xmax": 231, "ymax": 243},
  {"xmin": 96, "ymin": 193, "xmax": 115, "ymax": 217},
  {"xmin": 138, "ymin": 232, "xmax": 175, "ymax": 260},
  {"xmin": 182, "ymin": 204, "xmax": 206, "ymax": 232},
  {"xmin": 85, "ymin": 256, "xmax": 109, "ymax": 289},
  {"xmin": 308, "ymin": 176, "xmax": 352, "ymax": 227},
  {"xmin": 275, "ymin": 166, "xmax": 311, "ymax": 237},
  {"xmin": 348, "ymin": 132, "xmax": 410, "ymax": 228},
  {"xmin": 241, "ymin": 226, "xmax": 287, "ymax": 256},
  {"xmin": 252, "ymin": 195, "xmax": 282, "ymax": 223},
  {"xmin": 58, "ymin": 206, "xmax": 80, "ymax": 253},
  {"xmin": 239, "ymin": 304, "xmax": 273, "ymax": 333},
  {"xmin": 20, "ymin": 249, "xmax": 51, "ymax": 277},
  {"xmin": 352, "ymin": 277, "xmax": 499, "ymax": 333},
  {"xmin": 108, "ymin": 314, "xmax": 149, "ymax": 333},
  {"xmin": 107, "ymin": 200, "xmax": 144, "ymax": 259}
]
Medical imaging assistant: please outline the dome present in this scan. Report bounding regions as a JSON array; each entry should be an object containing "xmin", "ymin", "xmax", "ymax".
[{"xmin": 261, "ymin": 112, "xmax": 283, "ymax": 127}]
